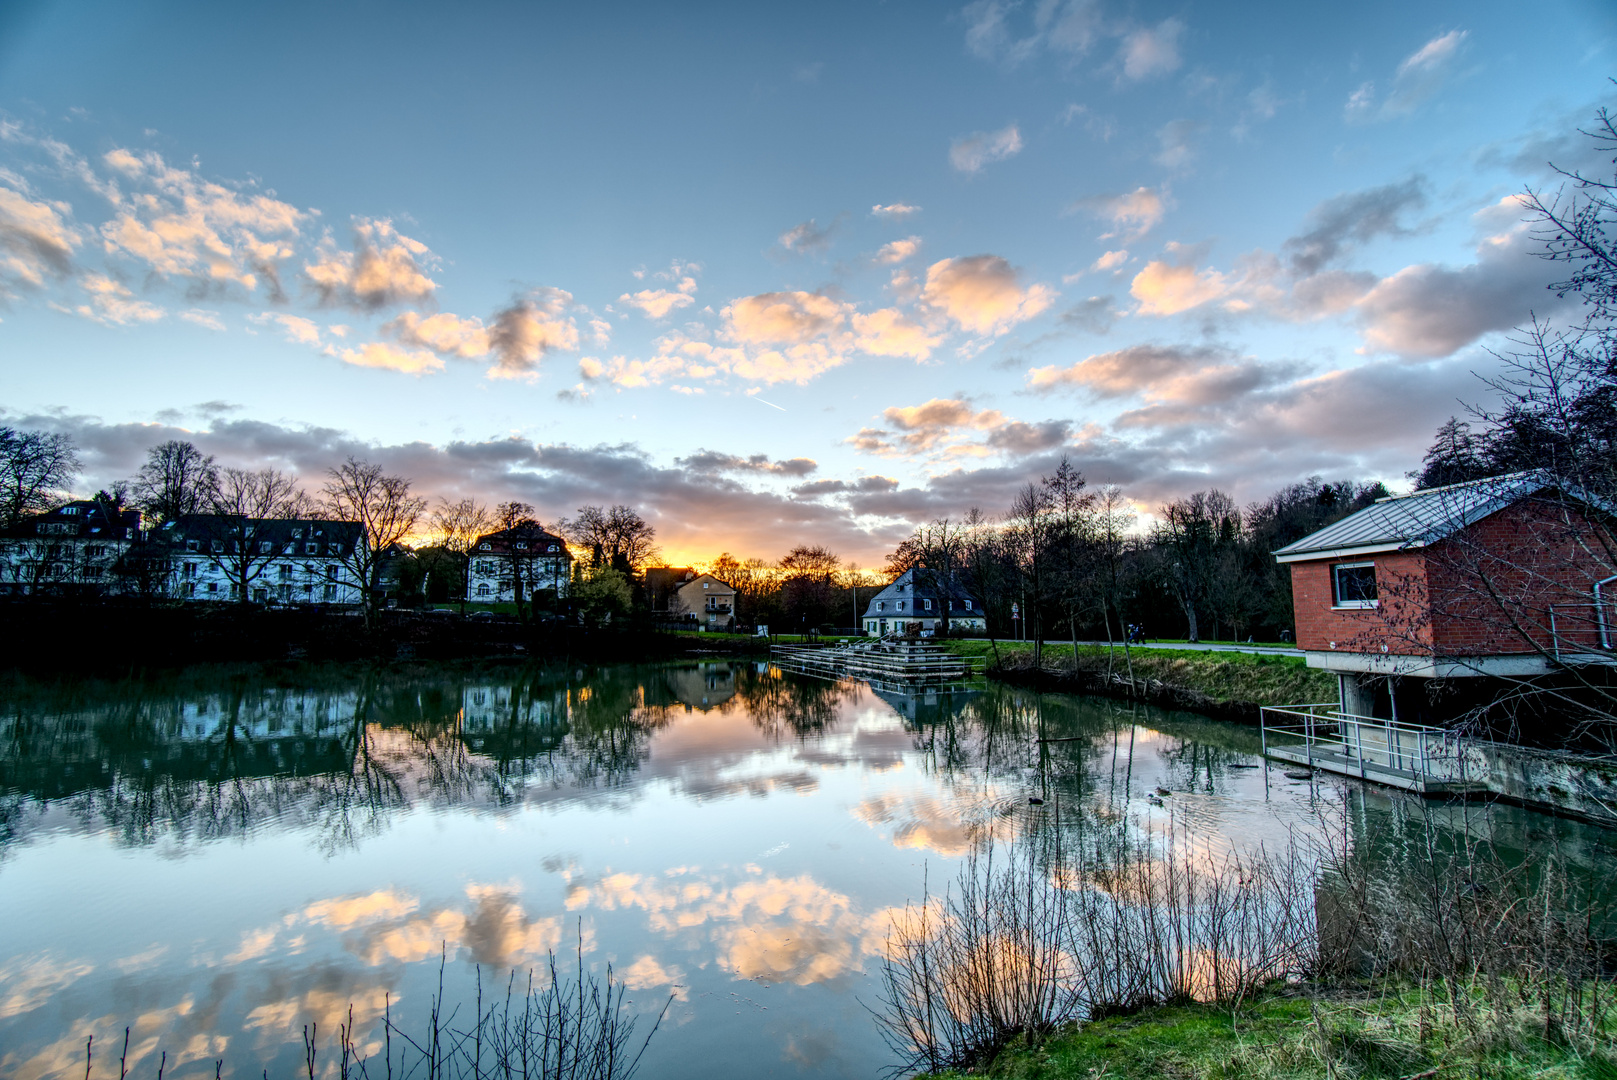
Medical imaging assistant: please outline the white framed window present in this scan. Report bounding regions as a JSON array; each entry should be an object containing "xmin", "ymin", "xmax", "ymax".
[
  {"xmin": 1332, "ymin": 562, "xmax": 1378, "ymax": 608},
  {"xmin": 477, "ymin": 583, "xmax": 491, "ymax": 597},
  {"xmin": 924, "ymin": 598, "xmax": 932, "ymax": 611}
]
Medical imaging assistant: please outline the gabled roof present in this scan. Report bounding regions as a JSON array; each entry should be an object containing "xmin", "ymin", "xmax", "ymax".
[
  {"xmin": 4, "ymin": 500, "xmax": 143, "ymax": 540},
  {"xmin": 473, "ymin": 524, "xmax": 570, "ymax": 556},
  {"xmin": 1273, "ymin": 471, "xmax": 1610, "ymax": 563},
  {"xmin": 864, "ymin": 567, "xmax": 981, "ymax": 618}
]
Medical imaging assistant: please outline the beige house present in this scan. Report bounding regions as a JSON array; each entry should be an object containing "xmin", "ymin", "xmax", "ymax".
[{"xmin": 671, "ymin": 573, "xmax": 737, "ymax": 631}]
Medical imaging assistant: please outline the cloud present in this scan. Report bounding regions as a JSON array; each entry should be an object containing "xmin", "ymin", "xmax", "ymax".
[
  {"xmin": 249, "ymin": 311, "xmax": 324, "ymax": 347},
  {"xmin": 382, "ymin": 310, "xmax": 491, "ymax": 358},
  {"xmin": 874, "ymin": 237, "xmax": 920, "ymax": 265},
  {"xmin": 1354, "ymin": 197, "xmax": 1563, "ymax": 357},
  {"xmin": 304, "ymin": 218, "xmax": 437, "ymax": 310},
  {"xmin": 1090, "ymin": 250, "xmax": 1129, "ymax": 272},
  {"xmin": 1060, "ymin": 295, "xmax": 1117, "ymax": 334},
  {"xmin": 1283, "ymin": 178, "xmax": 1426, "ymax": 274},
  {"xmin": 67, "ymin": 273, "xmax": 165, "ymax": 325},
  {"xmin": 778, "ymin": 218, "xmax": 836, "ymax": 254},
  {"xmin": 1072, "ymin": 187, "xmax": 1165, "ymax": 241},
  {"xmin": 1346, "ymin": 30, "xmax": 1468, "ymax": 122},
  {"xmin": 620, "ymin": 274, "xmax": 698, "ymax": 319},
  {"xmin": 852, "ymin": 307, "xmax": 943, "ymax": 361},
  {"xmin": 334, "ymin": 341, "xmax": 443, "ymax": 375},
  {"xmin": 179, "ymin": 308, "xmax": 225, "ymax": 331},
  {"xmin": 98, "ymin": 148, "xmax": 302, "ymax": 297},
  {"xmin": 1155, "ymin": 119, "xmax": 1198, "ymax": 169},
  {"xmin": 0, "ymin": 184, "xmax": 79, "ymax": 293},
  {"xmin": 727, "ymin": 290, "xmax": 849, "ymax": 345},
  {"xmin": 852, "ymin": 396, "xmax": 1076, "ymax": 460},
  {"xmin": 921, "ymin": 255, "xmax": 1056, "ymax": 335},
  {"xmin": 1119, "ymin": 18, "xmax": 1184, "ymax": 80},
  {"xmin": 677, "ymin": 450, "xmax": 818, "ymax": 477},
  {"xmin": 962, "ymin": 0, "xmax": 1103, "ymax": 66},
  {"xmin": 871, "ymin": 203, "xmax": 921, "ymax": 217},
  {"xmin": 949, "ymin": 124, "xmax": 1023, "ymax": 173},
  {"xmin": 1028, "ymin": 343, "xmax": 1239, "ymax": 396},
  {"xmin": 1129, "ymin": 253, "xmax": 1230, "ymax": 315},
  {"xmin": 487, "ymin": 289, "xmax": 579, "ymax": 378}
]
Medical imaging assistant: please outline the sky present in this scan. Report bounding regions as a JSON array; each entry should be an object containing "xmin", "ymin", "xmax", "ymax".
[{"xmin": 0, "ymin": 0, "xmax": 1614, "ymax": 565}]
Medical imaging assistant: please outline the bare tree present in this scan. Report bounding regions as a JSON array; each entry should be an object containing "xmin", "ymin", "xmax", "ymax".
[
  {"xmin": 778, "ymin": 544, "xmax": 840, "ymax": 633},
  {"xmin": 1154, "ymin": 490, "xmax": 1239, "ymax": 643},
  {"xmin": 488, "ymin": 500, "xmax": 545, "ymax": 624},
  {"xmin": 1004, "ymin": 484, "xmax": 1054, "ymax": 663},
  {"xmin": 195, "ymin": 468, "xmax": 309, "ymax": 604},
  {"xmin": 427, "ymin": 497, "xmax": 493, "ymax": 614},
  {"xmin": 0, "ymin": 427, "xmax": 80, "ymax": 527},
  {"xmin": 561, "ymin": 505, "xmax": 659, "ymax": 573},
  {"xmin": 322, "ymin": 458, "xmax": 427, "ymax": 626},
  {"xmin": 132, "ymin": 440, "xmax": 219, "ymax": 525}
]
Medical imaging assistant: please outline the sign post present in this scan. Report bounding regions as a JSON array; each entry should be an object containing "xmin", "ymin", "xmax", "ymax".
[{"xmin": 1011, "ymin": 602, "xmax": 1021, "ymax": 642}]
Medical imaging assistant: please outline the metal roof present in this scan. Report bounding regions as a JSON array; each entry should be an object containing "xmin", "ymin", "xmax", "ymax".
[{"xmin": 1272, "ymin": 471, "xmax": 1552, "ymax": 561}]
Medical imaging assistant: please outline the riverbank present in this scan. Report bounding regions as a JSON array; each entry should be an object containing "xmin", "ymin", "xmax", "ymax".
[
  {"xmin": 944, "ymin": 639, "xmax": 1336, "ymax": 723},
  {"xmin": 0, "ymin": 598, "xmax": 794, "ymax": 671},
  {"xmin": 921, "ymin": 984, "xmax": 1612, "ymax": 1079}
]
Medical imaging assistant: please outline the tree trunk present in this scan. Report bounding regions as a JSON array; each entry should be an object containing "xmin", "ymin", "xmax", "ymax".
[{"xmin": 1183, "ymin": 601, "xmax": 1199, "ymax": 643}]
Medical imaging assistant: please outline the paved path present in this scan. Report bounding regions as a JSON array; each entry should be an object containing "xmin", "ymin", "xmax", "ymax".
[{"xmin": 1027, "ymin": 640, "xmax": 1302, "ymax": 658}]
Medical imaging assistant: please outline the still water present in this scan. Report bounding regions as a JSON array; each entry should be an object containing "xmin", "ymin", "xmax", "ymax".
[{"xmin": 3, "ymin": 661, "xmax": 1614, "ymax": 1079}]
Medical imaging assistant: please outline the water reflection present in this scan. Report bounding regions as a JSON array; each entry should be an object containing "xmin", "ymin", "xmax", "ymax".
[{"xmin": 2, "ymin": 661, "xmax": 1615, "ymax": 1080}]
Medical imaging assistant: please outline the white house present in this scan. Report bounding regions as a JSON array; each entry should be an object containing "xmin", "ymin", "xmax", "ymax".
[
  {"xmin": 157, "ymin": 516, "xmax": 366, "ymax": 605},
  {"xmin": 863, "ymin": 567, "xmax": 986, "ymax": 636},
  {"xmin": 467, "ymin": 523, "xmax": 572, "ymax": 605},
  {"xmin": 0, "ymin": 500, "xmax": 144, "ymax": 595}
]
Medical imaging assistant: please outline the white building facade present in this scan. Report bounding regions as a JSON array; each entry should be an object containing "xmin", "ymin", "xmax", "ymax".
[
  {"xmin": 467, "ymin": 524, "xmax": 572, "ymax": 605},
  {"xmin": 158, "ymin": 516, "xmax": 366, "ymax": 605}
]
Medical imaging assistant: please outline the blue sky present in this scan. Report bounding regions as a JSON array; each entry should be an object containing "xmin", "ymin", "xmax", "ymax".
[{"xmin": 1, "ymin": 0, "xmax": 1613, "ymax": 562}]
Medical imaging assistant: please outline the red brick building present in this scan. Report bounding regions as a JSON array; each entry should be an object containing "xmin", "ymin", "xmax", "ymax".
[{"xmin": 1274, "ymin": 472, "xmax": 1614, "ymax": 722}]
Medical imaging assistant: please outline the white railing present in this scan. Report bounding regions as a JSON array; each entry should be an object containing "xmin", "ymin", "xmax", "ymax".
[{"xmin": 1259, "ymin": 704, "xmax": 1467, "ymax": 784}]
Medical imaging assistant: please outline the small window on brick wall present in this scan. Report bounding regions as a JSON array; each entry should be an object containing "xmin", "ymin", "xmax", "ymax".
[{"xmin": 1332, "ymin": 562, "xmax": 1378, "ymax": 608}]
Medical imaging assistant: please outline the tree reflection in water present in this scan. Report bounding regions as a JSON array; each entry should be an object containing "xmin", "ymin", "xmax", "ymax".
[{"xmin": 0, "ymin": 661, "xmax": 917, "ymax": 859}]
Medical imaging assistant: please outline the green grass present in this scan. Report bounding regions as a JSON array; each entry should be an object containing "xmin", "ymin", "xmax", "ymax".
[
  {"xmin": 923, "ymin": 986, "xmax": 1616, "ymax": 1080},
  {"xmin": 940, "ymin": 640, "xmax": 1337, "ymax": 708}
]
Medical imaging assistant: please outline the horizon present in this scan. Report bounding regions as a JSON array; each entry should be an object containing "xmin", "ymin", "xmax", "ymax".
[{"xmin": 2, "ymin": 1, "xmax": 1614, "ymax": 566}]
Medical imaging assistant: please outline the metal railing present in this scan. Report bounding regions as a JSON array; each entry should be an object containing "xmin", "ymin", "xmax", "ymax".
[
  {"xmin": 1548, "ymin": 602, "xmax": 1616, "ymax": 664},
  {"xmin": 1259, "ymin": 703, "xmax": 1467, "ymax": 785}
]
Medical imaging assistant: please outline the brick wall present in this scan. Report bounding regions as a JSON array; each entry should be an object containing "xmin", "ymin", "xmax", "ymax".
[{"xmin": 1291, "ymin": 550, "xmax": 1431, "ymax": 655}]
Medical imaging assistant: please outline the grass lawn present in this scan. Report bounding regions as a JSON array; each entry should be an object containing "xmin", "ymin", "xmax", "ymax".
[
  {"xmin": 923, "ymin": 987, "xmax": 1613, "ymax": 1079},
  {"xmin": 940, "ymin": 639, "xmax": 1337, "ymax": 708}
]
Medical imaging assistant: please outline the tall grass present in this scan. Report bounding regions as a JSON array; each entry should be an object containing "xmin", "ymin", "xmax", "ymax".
[
  {"xmin": 875, "ymin": 822, "xmax": 1317, "ymax": 1075},
  {"xmin": 79, "ymin": 946, "xmax": 670, "ymax": 1080},
  {"xmin": 875, "ymin": 804, "xmax": 1617, "ymax": 1077}
]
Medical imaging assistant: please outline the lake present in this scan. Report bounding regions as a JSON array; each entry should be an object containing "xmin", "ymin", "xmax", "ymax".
[{"xmin": 3, "ymin": 660, "xmax": 1614, "ymax": 1079}]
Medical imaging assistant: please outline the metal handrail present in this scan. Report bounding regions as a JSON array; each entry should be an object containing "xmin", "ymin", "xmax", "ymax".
[
  {"xmin": 1260, "ymin": 703, "xmax": 1463, "ymax": 782},
  {"xmin": 1548, "ymin": 602, "xmax": 1614, "ymax": 661}
]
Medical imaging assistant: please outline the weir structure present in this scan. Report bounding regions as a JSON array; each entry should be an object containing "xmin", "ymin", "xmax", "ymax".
[{"xmin": 769, "ymin": 639, "xmax": 986, "ymax": 694}]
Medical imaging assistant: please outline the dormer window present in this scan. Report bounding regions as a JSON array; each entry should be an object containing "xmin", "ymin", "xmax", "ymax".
[
  {"xmin": 187, "ymin": 540, "xmax": 199, "ymax": 552},
  {"xmin": 62, "ymin": 507, "xmax": 80, "ymax": 516},
  {"xmin": 479, "ymin": 542, "xmax": 490, "ymax": 551},
  {"xmin": 877, "ymin": 601, "xmax": 884, "ymax": 611},
  {"xmin": 547, "ymin": 544, "xmax": 558, "ymax": 552},
  {"xmin": 924, "ymin": 599, "xmax": 932, "ymax": 611},
  {"xmin": 516, "ymin": 541, "xmax": 529, "ymax": 550}
]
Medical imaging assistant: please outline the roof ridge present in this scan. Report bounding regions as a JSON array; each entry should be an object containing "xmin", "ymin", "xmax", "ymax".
[{"xmin": 1374, "ymin": 469, "xmax": 1542, "ymax": 503}]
